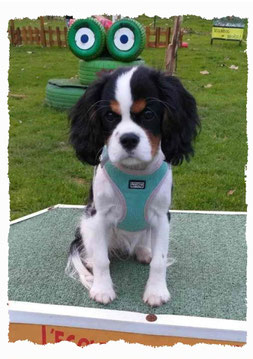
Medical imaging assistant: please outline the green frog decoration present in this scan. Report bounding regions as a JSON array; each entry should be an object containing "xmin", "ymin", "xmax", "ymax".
[{"xmin": 45, "ymin": 17, "xmax": 146, "ymax": 110}]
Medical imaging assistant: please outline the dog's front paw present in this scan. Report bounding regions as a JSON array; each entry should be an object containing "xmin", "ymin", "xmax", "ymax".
[
  {"xmin": 143, "ymin": 283, "xmax": 170, "ymax": 307},
  {"xmin": 89, "ymin": 284, "xmax": 116, "ymax": 304}
]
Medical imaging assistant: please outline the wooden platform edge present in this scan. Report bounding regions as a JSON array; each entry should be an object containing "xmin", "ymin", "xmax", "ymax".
[{"xmin": 8, "ymin": 300, "xmax": 247, "ymax": 346}]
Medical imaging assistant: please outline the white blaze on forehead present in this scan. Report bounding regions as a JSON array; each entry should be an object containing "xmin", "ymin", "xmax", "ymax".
[{"xmin": 115, "ymin": 67, "xmax": 137, "ymax": 117}]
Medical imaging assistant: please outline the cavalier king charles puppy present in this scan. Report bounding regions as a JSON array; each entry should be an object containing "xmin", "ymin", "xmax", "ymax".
[{"xmin": 66, "ymin": 65, "xmax": 199, "ymax": 307}]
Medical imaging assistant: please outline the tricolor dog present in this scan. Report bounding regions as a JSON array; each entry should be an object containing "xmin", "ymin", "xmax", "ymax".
[{"xmin": 66, "ymin": 65, "xmax": 200, "ymax": 306}]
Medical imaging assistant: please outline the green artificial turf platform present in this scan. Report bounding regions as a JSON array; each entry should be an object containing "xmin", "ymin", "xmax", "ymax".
[{"xmin": 8, "ymin": 206, "xmax": 247, "ymax": 320}]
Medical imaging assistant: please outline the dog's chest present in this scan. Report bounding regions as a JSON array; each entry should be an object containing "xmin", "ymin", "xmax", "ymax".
[{"xmin": 94, "ymin": 161, "xmax": 171, "ymax": 232}]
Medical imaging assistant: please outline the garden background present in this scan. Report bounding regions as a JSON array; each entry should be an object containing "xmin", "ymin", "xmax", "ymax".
[{"xmin": 8, "ymin": 15, "xmax": 248, "ymax": 220}]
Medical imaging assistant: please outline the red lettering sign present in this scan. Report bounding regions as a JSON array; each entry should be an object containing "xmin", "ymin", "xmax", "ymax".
[{"xmin": 41, "ymin": 325, "xmax": 106, "ymax": 346}]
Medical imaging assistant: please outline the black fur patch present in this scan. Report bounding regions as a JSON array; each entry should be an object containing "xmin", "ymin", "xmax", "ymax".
[
  {"xmin": 130, "ymin": 66, "xmax": 200, "ymax": 165},
  {"xmin": 84, "ymin": 182, "xmax": 97, "ymax": 217},
  {"xmin": 69, "ymin": 74, "xmax": 111, "ymax": 165},
  {"xmin": 69, "ymin": 227, "xmax": 84, "ymax": 257}
]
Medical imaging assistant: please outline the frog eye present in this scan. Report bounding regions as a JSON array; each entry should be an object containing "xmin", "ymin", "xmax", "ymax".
[
  {"xmin": 106, "ymin": 19, "xmax": 146, "ymax": 62},
  {"xmin": 75, "ymin": 27, "xmax": 95, "ymax": 50},
  {"xmin": 68, "ymin": 18, "xmax": 106, "ymax": 60},
  {"xmin": 113, "ymin": 28, "xmax": 135, "ymax": 51}
]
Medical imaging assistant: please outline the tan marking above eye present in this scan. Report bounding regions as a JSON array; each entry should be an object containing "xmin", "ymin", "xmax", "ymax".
[
  {"xmin": 131, "ymin": 99, "xmax": 146, "ymax": 114},
  {"xmin": 110, "ymin": 100, "xmax": 121, "ymax": 115}
]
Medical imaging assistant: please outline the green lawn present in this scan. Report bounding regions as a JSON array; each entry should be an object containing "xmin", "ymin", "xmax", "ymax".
[{"xmin": 8, "ymin": 15, "xmax": 248, "ymax": 220}]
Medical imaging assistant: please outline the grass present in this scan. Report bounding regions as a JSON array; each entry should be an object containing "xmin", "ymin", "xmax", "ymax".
[{"xmin": 8, "ymin": 15, "xmax": 248, "ymax": 220}]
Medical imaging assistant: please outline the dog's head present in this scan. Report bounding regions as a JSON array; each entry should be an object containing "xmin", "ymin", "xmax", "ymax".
[{"xmin": 69, "ymin": 66, "xmax": 200, "ymax": 167}]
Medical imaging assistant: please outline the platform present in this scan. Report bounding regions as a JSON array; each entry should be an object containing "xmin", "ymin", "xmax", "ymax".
[{"xmin": 8, "ymin": 205, "xmax": 247, "ymax": 347}]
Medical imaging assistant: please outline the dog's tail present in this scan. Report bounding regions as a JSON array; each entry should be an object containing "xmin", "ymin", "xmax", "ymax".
[{"xmin": 65, "ymin": 227, "xmax": 93, "ymax": 290}]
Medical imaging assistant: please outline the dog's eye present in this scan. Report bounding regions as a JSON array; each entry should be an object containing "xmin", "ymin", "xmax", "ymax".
[
  {"xmin": 105, "ymin": 111, "xmax": 119, "ymax": 122},
  {"xmin": 143, "ymin": 110, "xmax": 154, "ymax": 121}
]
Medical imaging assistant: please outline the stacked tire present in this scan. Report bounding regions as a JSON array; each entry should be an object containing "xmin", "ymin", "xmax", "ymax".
[
  {"xmin": 79, "ymin": 57, "xmax": 145, "ymax": 85},
  {"xmin": 45, "ymin": 79, "xmax": 87, "ymax": 110},
  {"xmin": 45, "ymin": 17, "xmax": 146, "ymax": 110}
]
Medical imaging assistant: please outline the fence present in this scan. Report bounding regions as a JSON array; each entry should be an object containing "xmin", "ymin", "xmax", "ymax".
[
  {"xmin": 8, "ymin": 17, "xmax": 180, "ymax": 49},
  {"xmin": 146, "ymin": 26, "xmax": 171, "ymax": 48},
  {"xmin": 9, "ymin": 17, "xmax": 68, "ymax": 47}
]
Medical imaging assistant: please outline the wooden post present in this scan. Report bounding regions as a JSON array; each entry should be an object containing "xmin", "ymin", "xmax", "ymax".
[
  {"xmin": 9, "ymin": 20, "xmax": 15, "ymax": 45},
  {"xmin": 28, "ymin": 26, "xmax": 33, "ymax": 44},
  {"xmin": 56, "ymin": 27, "xmax": 61, "ymax": 47},
  {"xmin": 155, "ymin": 27, "xmax": 161, "ymax": 47},
  {"xmin": 48, "ymin": 26, "xmax": 53, "ymax": 47},
  {"xmin": 22, "ymin": 27, "xmax": 27, "ymax": 45},
  {"xmin": 155, "ymin": 27, "xmax": 161, "ymax": 48},
  {"xmin": 16, "ymin": 27, "xmax": 22, "ymax": 45},
  {"xmin": 40, "ymin": 16, "xmax": 46, "ymax": 47},
  {"xmin": 165, "ymin": 16, "xmax": 183, "ymax": 75},
  {"xmin": 165, "ymin": 27, "xmax": 171, "ymax": 46}
]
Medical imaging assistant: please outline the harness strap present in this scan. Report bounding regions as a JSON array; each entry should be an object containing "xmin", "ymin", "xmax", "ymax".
[{"xmin": 103, "ymin": 160, "xmax": 169, "ymax": 232}]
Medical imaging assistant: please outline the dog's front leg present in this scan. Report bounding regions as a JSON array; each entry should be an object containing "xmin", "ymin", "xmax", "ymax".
[
  {"xmin": 143, "ymin": 214, "xmax": 170, "ymax": 306},
  {"xmin": 88, "ymin": 213, "xmax": 116, "ymax": 304}
]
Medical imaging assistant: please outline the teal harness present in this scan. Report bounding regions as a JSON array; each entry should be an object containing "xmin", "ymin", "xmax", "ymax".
[{"xmin": 102, "ymin": 156, "xmax": 169, "ymax": 232}]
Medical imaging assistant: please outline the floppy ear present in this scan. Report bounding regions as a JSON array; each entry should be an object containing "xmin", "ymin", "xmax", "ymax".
[
  {"xmin": 157, "ymin": 73, "xmax": 200, "ymax": 165},
  {"xmin": 69, "ymin": 74, "xmax": 110, "ymax": 166}
]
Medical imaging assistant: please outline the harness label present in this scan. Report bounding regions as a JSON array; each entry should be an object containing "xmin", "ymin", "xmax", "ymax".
[{"xmin": 129, "ymin": 180, "xmax": 146, "ymax": 189}]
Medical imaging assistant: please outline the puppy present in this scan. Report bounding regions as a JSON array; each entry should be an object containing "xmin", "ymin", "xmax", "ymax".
[{"xmin": 66, "ymin": 65, "xmax": 199, "ymax": 306}]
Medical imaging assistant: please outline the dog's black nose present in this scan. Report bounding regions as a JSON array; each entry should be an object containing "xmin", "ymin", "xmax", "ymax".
[{"xmin": 120, "ymin": 133, "xmax": 140, "ymax": 151}]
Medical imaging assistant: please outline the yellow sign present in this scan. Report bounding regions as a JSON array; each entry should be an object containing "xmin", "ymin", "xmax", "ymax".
[
  {"xmin": 212, "ymin": 27, "xmax": 244, "ymax": 41},
  {"xmin": 9, "ymin": 323, "xmax": 245, "ymax": 347}
]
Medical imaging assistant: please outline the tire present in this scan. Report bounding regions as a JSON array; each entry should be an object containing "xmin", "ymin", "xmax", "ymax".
[
  {"xmin": 45, "ymin": 79, "xmax": 87, "ymax": 110},
  {"xmin": 79, "ymin": 57, "xmax": 145, "ymax": 85},
  {"xmin": 106, "ymin": 18, "xmax": 146, "ymax": 62},
  {"xmin": 68, "ymin": 18, "xmax": 106, "ymax": 60}
]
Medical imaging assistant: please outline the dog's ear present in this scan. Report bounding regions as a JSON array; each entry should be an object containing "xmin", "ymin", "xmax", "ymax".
[
  {"xmin": 157, "ymin": 73, "xmax": 200, "ymax": 165},
  {"xmin": 69, "ymin": 74, "xmax": 110, "ymax": 166}
]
